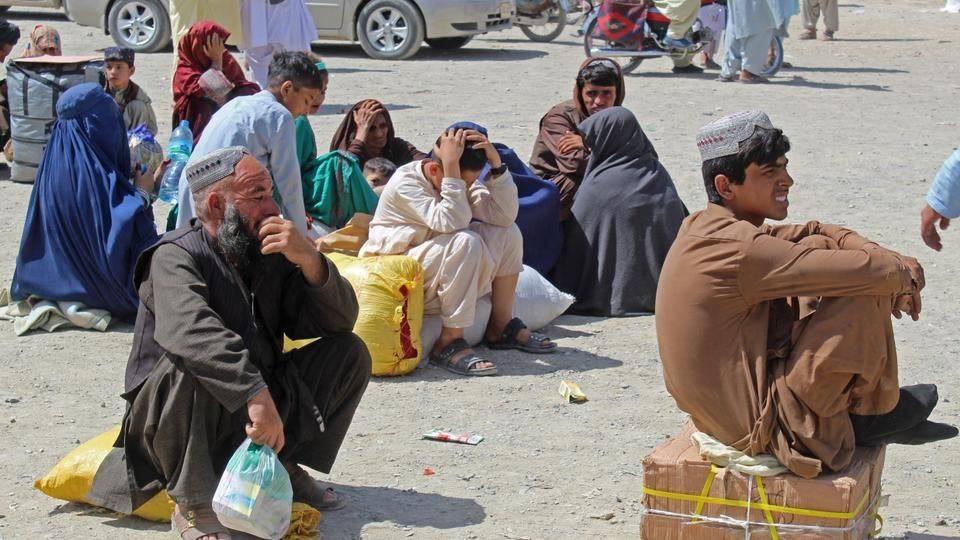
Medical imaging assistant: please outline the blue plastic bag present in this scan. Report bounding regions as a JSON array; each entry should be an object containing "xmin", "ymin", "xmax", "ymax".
[{"xmin": 212, "ymin": 438, "xmax": 293, "ymax": 539}]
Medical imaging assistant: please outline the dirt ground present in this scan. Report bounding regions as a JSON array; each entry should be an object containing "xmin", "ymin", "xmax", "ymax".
[{"xmin": 0, "ymin": 1, "xmax": 959, "ymax": 539}]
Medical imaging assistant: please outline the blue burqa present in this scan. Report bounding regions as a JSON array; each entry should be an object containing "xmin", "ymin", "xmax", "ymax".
[
  {"xmin": 446, "ymin": 121, "xmax": 563, "ymax": 274},
  {"xmin": 11, "ymin": 82, "xmax": 159, "ymax": 322}
]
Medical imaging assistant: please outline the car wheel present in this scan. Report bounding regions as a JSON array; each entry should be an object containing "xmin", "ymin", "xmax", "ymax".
[
  {"xmin": 108, "ymin": 0, "xmax": 171, "ymax": 53},
  {"xmin": 425, "ymin": 36, "xmax": 473, "ymax": 50},
  {"xmin": 357, "ymin": 0, "xmax": 424, "ymax": 60}
]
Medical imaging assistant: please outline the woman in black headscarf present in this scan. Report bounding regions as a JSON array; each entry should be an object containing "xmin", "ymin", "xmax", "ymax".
[{"xmin": 552, "ymin": 107, "xmax": 687, "ymax": 316}]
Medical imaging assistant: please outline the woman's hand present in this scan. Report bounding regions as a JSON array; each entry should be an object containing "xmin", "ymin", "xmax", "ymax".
[
  {"xmin": 353, "ymin": 101, "xmax": 384, "ymax": 142},
  {"xmin": 203, "ymin": 34, "xmax": 226, "ymax": 70}
]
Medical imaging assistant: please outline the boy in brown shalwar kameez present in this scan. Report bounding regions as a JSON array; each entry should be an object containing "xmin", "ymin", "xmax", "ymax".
[{"xmin": 656, "ymin": 110, "xmax": 956, "ymax": 479}]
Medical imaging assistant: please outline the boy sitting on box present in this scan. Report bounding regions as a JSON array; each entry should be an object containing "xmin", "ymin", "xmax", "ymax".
[
  {"xmin": 103, "ymin": 46, "xmax": 158, "ymax": 135},
  {"xmin": 655, "ymin": 110, "xmax": 957, "ymax": 479}
]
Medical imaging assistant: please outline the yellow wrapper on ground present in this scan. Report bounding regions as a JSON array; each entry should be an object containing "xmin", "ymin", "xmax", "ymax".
[
  {"xmin": 559, "ymin": 380, "xmax": 587, "ymax": 403},
  {"xmin": 327, "ymin": 253, "xmax": 425, "ymax": 376},
  {"xmin": 33, "ymin": 426, "xmax": 175, "ymax": 522}
]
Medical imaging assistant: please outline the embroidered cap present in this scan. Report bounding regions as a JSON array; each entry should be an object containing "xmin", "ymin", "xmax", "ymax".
[
  {"xmin": 186, "ymin": 146, "xmax": 250, "ymax": 193},
  {"xmin": 104, "ymin": 46, "xmax": 135, "ymax": 66},
  {"xmin": 696, "ymin": 110, "xmax": 775, "ymax": 162}
]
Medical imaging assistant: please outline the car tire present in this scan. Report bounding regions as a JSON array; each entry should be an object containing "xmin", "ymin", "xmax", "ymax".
[
  {"xmin": 108, "ymin": 0, "xmax": 171, "ymax": 54},
  {"xmin": 425, "ymin": 36, "xmax": 473, "ymax": 50},
  {"xmin": 357, "ymin": 0, "xmax": 424, "ymax": 60}
]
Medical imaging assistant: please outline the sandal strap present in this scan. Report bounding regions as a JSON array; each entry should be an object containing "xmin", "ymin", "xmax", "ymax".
[
  {"xmin": 500, "ymin": 317, "xmax": 527, "ymax": 342},
  {"xmin": 436, "ymin": 338, "xmax": 471, "ymax": 364},
  {"xmin": 174, "ymin": 505, "xmax": 228, "ymax": 540}
]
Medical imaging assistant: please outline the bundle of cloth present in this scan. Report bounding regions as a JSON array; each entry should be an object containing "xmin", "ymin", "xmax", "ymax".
[
  {"xmin": 445, "ymin": 121, "xmax": 563, "ymax": 275},
  {"xmin": 296, "ymin": 116, "xmax": 378, "ymax": 231}
]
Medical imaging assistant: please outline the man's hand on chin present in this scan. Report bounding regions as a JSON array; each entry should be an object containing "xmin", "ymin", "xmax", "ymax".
[{"xmin": 258, "ymin": 216, "xmax": 328, "ymax": 286}]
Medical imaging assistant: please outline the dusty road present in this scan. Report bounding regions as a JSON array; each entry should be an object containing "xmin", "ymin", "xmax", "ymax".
[{"xmin": 0, "ymin": 1, "xmax": 959, "ymax": 538}]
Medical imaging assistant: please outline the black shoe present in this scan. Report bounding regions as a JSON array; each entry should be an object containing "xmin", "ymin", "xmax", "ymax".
[
  {"xmin": 672, "ymin": 64, "xmax": 704, "ymax": 74},
  {"xmin": 886, "ymin": 420, "xmax": 958, "ymax": 446},
  {"xmin": 852, "ymin": 384, "xmax": 939, "ymax": 446}
]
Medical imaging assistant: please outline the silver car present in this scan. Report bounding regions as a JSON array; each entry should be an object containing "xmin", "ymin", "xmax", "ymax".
[{"xmin": 0, "ymin": 0, "xmax": 515, "ymax": 59}]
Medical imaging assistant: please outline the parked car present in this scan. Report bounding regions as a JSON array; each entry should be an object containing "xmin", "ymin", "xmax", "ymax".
[{"xmin": 0, "ymin": 0, "xmax": 515, "ymax": 59}]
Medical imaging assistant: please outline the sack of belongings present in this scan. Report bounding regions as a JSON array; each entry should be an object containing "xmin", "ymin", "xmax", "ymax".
[
  {"xmin": 327, "ymin": 253, "xmax": 425, "ymax": 376},
  {"xmin": 35, "ymin": 428, "xmax": 323, "ymax": 537}
]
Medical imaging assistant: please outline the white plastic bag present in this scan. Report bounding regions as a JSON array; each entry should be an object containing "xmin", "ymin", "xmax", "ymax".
[
  {"xmin": 420, "ymin": 265, "xmax": 574, "ymax": 360},
  {"xmin": 212, "ymin": 438, "xmax": 292, "ymax": 540}
]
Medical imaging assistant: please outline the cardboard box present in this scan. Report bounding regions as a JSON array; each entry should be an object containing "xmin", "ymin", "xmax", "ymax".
[{"xmin": 641, "ymin": 423, "xmax": 884, "ymax": 539}]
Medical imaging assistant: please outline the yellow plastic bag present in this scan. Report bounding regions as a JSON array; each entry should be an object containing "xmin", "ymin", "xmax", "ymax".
[
  {"xmin": 327, "ymin": 253, "xmax": 424, "ymax": 376},
  {"xmin": 33, "ymin": 426, "xmax": 176, "ymax": 522}
]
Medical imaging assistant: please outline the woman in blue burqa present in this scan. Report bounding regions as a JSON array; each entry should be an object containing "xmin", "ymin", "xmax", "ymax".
[{"xmin": 11, "ymin": 82, "xmax": 159, "ymax": 322}]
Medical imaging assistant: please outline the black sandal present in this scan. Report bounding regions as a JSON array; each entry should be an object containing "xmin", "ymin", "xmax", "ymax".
[
  {"xmin": 429, "ymin": 338, "xmax": 497, "ymax": 376},
  {"xmin": 487, "ymin": 318, "xmax": 557, "ymax": 354}
]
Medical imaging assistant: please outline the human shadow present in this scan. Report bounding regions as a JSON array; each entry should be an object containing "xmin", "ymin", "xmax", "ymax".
[
  {"xmin": 327, "ymin": 67, "xmax": 393, "ymax": 74},
  {"xmin": 788, "ymin": 66, "xmax": 908, "ymax": 74},
  {"xmin": 836, "ymin": 38, "xmax": 929, "ymax": 43},
  {"xmin": 627, "ymin": 69, "xmax": 716, "ymax": 81},
  {"xmin": 381, "ymin": 345, "xmax": 623, "ymax": 382},
  {"xmin": 47, "ymin": 502, "xmax": 169, "ymax": 532},
  {"xmin": 546, "ymin": 325, "xmax": 595, "ymax": 339},
  {"xmin": 886, "ymin": 534, "xmax": 960, "ymax": 539},
  {"xmin": 315, "ymin": 103, "xmax": 417, "ymax": 116},
  {"xmin": 2, "ymin": 10, "xmax": 70, "ymax": 22},
  {"xmin": 773, "ymin": 76, "xmax": 891, "ymax": 92},
  {"xmin": 319, "ymin": 482, "xmax": 485, "ymax": 539},
  {"xmin": 488, "ymin": 37, "xmax": 585, "ymax": 47},
  {"xmin": 312, "ymin": 42, "xmax": 548, "ymax": 62}
]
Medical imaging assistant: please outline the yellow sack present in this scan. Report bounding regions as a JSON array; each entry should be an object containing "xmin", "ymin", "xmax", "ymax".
[
  {"xmin": 34, "ymin": 426, "xmax": 175, "ymax": 522},
  {"xmin": 327, "ymin": 253, "xmax": 424, "ymax": 376},
  {"xmin": 36, "ymin": 430, "xmax": 324, "ymax": 538}
]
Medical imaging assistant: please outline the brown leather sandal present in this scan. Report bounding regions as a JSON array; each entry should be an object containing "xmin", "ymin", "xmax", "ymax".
[{"xmin": 172, "ymin": 504, "xmax": 231, "ymax": 540}]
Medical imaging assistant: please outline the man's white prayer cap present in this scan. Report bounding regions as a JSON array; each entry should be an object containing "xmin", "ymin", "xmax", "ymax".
[
  {"xmin": 696, "ymin": 110, "xmax": 775, "ymax": 162},
  {"xmin": 185, "ymin": 146, "xmax": 250, "ymax": 193}
]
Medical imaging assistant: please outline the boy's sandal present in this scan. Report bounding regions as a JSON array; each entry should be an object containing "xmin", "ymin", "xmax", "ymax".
[
  {"xmin": 487, "ymin": 318, "xmax": 557, "ymax": 354},
  {"xmin": 430, "ymin": 338, "xmax": 497, "ymax": 376},
  {"xmin": 172, "ymin": 505, "xmax": 231, "ymax": 540}
]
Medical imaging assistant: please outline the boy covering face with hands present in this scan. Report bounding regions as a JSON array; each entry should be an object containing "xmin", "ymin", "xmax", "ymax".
[{"xmin": 362, "ymin": 128, "xmax": 556, "ymax": 377}]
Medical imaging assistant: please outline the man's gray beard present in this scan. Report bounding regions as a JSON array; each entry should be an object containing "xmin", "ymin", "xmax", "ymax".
[{"xmin": 217, "ymin": 204, "xmax": 260, "ymax": 270}]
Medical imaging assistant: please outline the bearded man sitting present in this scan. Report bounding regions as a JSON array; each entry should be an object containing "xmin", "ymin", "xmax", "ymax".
[{"xmin": 89, "ymin": 147, "xmax": 371, "ymax": 540}]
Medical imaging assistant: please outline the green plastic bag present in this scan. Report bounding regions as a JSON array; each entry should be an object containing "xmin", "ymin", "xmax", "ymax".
[{"xmin": 212, "ymin": 438, "xmax": 293, "ymax": 539}]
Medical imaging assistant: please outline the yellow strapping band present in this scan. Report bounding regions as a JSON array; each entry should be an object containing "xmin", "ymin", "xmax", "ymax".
[
  {"xmin": 755, "ymin": 476, "xmax": 780, "ymax": 540},
  {"xmin": 642, "ymin": 482, "xmax": 870, "ymax": 521}
]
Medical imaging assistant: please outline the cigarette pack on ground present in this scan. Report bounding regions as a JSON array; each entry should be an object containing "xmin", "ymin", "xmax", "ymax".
[
  {"xmin": 423, "ymin": 430, "xmax": 483, "ymax": 445},
  {"xmin": 641, "ymin": 422, "xmax": 885, "ymax": 539}
]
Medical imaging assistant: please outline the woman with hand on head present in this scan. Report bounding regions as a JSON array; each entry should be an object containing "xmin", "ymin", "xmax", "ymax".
[
  {"xmin": 172, "ymin": 21, "xmax": 259, "ymax": 144},
  {"xmin": 330, "ymin": 99, "xmax": 427, "ymax": 169}
]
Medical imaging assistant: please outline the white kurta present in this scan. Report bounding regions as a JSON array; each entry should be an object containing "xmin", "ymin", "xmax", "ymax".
[
  {"xmin": 240, "ymin": 0, "xmax": 318, "ymax": 51},
  {"xmin": 361, "ymin": 161, "xmax": 524, "ymax": 328}
]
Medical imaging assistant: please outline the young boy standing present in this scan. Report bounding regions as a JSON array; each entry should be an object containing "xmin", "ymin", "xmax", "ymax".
[{"xmin": 103, "ymin": 47, "xmax": 158, "ymax": 135}]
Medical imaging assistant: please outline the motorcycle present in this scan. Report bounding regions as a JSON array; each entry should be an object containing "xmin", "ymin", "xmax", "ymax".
[
  {"xmin": 581, "ymin": 0, "xmax": 784, "ymax": 76},
  {"xmin": 516, "ymin": 0, "xmax": 574, "ymax": 42}
]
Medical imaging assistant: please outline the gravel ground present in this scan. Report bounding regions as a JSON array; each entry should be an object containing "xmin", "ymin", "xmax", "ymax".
[{"xmin": 0, "ymin": 1, "xmax": 958, "ymax": 539}]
